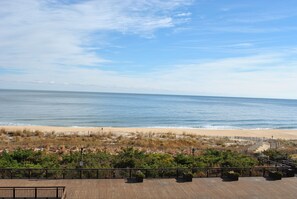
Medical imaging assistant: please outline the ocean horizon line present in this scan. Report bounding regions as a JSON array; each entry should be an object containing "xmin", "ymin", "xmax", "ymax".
[{"xmin": 1, "ymin": 88, "xmax": 296, "ymax": 101}]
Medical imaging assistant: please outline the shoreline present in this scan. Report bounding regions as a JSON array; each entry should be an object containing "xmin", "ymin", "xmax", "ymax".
[{"xmin": 1, "ymin": 125, "xmax": 297, "ymax": 140}]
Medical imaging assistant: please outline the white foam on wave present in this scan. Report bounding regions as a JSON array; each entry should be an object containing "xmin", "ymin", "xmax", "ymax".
[
  {"xmin": 145, "ymin": 125, "xmax": 240, "ymax": 130},
  {"xmin": 198, "ymin": 125, "xmax": 242, "ymax": 130},
  {"xmin": 0, "ymin": 122, "xmax": 35, "ymax": 126},
  {"xmin": 1, "ymin": 122, "xmax": 296, "ymax": 130},
  {"xmin": 145, "ymin": 125, "xmax": 277, "ymax": 130},
  {"xmin": 145, "ymin": 126, "xmax": 197, "ymax": 129}
]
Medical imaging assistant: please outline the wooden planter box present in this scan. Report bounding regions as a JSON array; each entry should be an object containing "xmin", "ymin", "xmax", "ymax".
[
  {"xmin": 136, "ymin": 177, "xmax": 144, "ymax": 182},
  {"xmin": 268, "ymin": 171, "xmax": 282, "ymax": 180},
  {"xmin": 127, "ymin": 177, "xmax": 143, "ymax": 183},
  {"xmin": 182, "ymin": 175, "xmax": 193, "ymax": 182},
  {"xmin": 222, "ymin": 171, "xmax": 239, "ymax": 181},
  {"xmin": 284, "ymin": 169, "xmax": 295, "ymax": 177}
]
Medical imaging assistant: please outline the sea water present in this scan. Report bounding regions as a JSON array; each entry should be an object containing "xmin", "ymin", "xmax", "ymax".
[{"xmin": 0, "ymin": 89, "xmax": 297, "ymax": 129}]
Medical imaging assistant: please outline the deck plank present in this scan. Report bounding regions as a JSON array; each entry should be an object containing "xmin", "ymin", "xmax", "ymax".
[{"xmin": 1, "ymin": 177, "xmax": 297, "ymax": 199}]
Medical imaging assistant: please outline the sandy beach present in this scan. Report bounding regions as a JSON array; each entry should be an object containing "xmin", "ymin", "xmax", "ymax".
[{"xmin": 1, "ymin": 126, "xmax": 297, "ymax": 140}]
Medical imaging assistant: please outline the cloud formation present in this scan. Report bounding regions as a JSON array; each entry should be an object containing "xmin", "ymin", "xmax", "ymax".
[
  {"xmin": 1, "ymin": 0, "xmax": 297, "ymax": 99},
  {"xmin": 0, "ymin": 0, "xmax": 190, "ymax": 70},
  {"xmin": 2, "ymin": 51, "xmax": 297, "ymax": 99}
]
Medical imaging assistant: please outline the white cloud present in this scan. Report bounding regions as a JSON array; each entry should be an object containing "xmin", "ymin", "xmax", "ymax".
[
  {"xmin": 1, "ymin": 52, "xmax": 297, "ymax": 99},
  {"xmin": 176, "ymin": 12, "xmax": 192, "ymax": 17},
  {"xmin": 0, "ymin": 0, "xmax": 191, "ymax": 70}
]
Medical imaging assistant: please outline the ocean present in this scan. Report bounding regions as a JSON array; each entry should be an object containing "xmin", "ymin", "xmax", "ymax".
[{"xmin": 0, "ymin": 89, "xmax": 297, "ymax": 129}]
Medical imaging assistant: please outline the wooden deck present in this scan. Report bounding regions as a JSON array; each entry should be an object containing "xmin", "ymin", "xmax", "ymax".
[{"xmin": 1, "ymin": 177, "xmax": 297, "ymax": 199}]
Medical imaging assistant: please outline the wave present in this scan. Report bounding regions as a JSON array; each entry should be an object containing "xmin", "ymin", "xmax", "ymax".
[
  {"xmin": 0, "ymin": 122, "xmax": 36, "ymax": 126},
  {"xmin": 1, "ymin": 121, "xmax": 297, "ymax": 130},
  {"xmin": 146, "ymin": 125, "xmax": 277, "ymax": 130}
]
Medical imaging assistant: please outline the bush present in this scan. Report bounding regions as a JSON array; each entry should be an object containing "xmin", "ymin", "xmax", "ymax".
[
  {"xmin": 182, "ymin": 171, "xmax": 193, "ymax": 178},
  {"xmin": 135, "ymin": 170, "xmax": 145, "ymax": 178},
  {"xmin": 129, "ymin": 170, "xmax": 145, "ymax": 182}
]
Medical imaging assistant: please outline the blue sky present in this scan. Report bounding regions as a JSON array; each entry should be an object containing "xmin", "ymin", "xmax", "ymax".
[{"xmin": 0, "ymin": 0, "xmax": 297, "ymax": 99}]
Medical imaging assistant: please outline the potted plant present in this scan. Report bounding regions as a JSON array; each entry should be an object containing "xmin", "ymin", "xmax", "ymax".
[
  {"xmin": 182, "ymin": 171, "xmax": 193, "ymax": 182},
  {"xmin": 268, "ymin": 171, "xmax": 282, "ymax": 180},
  {"xmin": 134, "ymin": 170, "xmax": 145, "ymax": 183},
  {"xmin": 225, "ymin": 171, "xmax": 239, "ymax": 181}
]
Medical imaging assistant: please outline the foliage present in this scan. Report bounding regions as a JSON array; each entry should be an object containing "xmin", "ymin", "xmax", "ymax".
[
  {"xmin": 263, "ymin": 149, "xmax": 288, "ymax": 161},
  {"xmin": 0, "ymin": 148, "xmax": 258, "ymax": 169},
  {"xmin": 135, "ymin": 170, "xmax": 145, "ymax": 178},
  {"xmin": 113, "ymin": 147, "xmax": 145, "ymax": 168},
  {"xmin": 182, "ymin": 171, "xmax": 193, "ymax": 178},
  {"xmin": 198, "ymin": 149, "xmax": 258, "ymax": 168}
]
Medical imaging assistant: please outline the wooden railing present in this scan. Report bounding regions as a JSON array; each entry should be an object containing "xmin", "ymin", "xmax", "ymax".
[{"xmin": 0, "ymin": 186, "xmax": 66, "ymax": 199}]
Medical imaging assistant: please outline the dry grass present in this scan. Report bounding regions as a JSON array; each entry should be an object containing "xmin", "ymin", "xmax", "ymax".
[{"xmin": 0, "ymin": 128, "xmax": 257, "ymax": 154}]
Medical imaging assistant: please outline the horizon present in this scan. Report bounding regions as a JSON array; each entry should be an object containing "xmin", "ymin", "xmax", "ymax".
[
  {"xmin": 1, "ymin": 88, "xmax": 297, "ymax": 101},
  {"xmin": 1, "ymin": 0, "xmax": 297, "ymax": 99}
]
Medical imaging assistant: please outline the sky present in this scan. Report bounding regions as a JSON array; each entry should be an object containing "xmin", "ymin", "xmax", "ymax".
[{"xmin": 0, "ymin": 0, "xmax": 297, "ymax": 99}]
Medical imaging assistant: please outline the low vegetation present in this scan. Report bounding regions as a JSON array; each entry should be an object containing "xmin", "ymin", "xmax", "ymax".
[
  {"xmin": 0, "ymin": 128, "xmax": 254, "ymax": 154},
  {"xmin": 0, "ymin": 147, "xmax": 258, "ymax": 169}
]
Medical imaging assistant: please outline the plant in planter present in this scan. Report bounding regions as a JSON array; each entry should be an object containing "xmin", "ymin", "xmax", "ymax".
[
  {"xmin": 225, "ymin": 171, "xmax": 239, "ymax": 181},
  {"xmin": 134, "ymin": 170, "xmax": 145, "ymax": 182},
  {"xmin": 182, "ymin": 171, "xmax": 193, "ymax": 182},
  {"xmin": 268, "ymin": 171, "xmax": 282, "ymax": 180}
]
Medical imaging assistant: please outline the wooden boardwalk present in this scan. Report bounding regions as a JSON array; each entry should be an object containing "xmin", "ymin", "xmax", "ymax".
[{"xmin": 1, "ymin": 177, "xmax": 297, "ymax": 199}]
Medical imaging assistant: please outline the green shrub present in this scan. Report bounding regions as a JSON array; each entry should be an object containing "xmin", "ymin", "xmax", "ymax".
[{"xmin": 135, "ymin": 170, "xmax": 145, "ymax": 178}]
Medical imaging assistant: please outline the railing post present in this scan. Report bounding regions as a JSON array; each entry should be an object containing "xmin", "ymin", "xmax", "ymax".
[
  {"xmin": 13, "ymin": 187, "xmax": 15, "ymax": 199},
  {"xmin": 97, "ymin": 169, "xmax": 99, "ymax": 179},
  {"xmin": 113, "ymin": 169, "xmax": 116, "ymax": 178},
  {"xmin": 80, "ymin": 169, "xmax": 82, "ymax": 179},
  {"xmin": 56, "ymin": 187, "xmax": 59, "ymax": 198},
  {"xmin": 46, "ymin": 169, "xmax": 48, "ymax": 179},
  {"xmin": 35, "ymin": 187, "xmax": 37, "ymax": 198}
]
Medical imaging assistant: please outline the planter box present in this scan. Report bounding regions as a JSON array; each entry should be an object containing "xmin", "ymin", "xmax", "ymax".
[
  {"xmin": 222, "ymin": 171, "xmax": 239, "ymax": 181},
  {"xmin": 284, "ymin": 169, "xmax": 295, "ymax": 177},
  {"xmin": 268, "ymin": 171, "xmax": 282, "ymax": 180},
  {"xmin": 136, "ymin": 177, "xmax": 143, "ymax": 182},
  {"xmin": 182, "ymin": 176, "xmax": 193, "ymax": 182},
  {"xmin": 127, "ymin": 177, "xmax": 143, "ymax": 183},
  {"xmin": 226, "ymin": 175, "xmax": 238, "ymax": 181}
]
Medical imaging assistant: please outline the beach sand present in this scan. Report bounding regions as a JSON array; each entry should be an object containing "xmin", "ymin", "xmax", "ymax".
[{"xmin": 1, "ymin": 126, "xmax": 297, "ymax": 140}]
